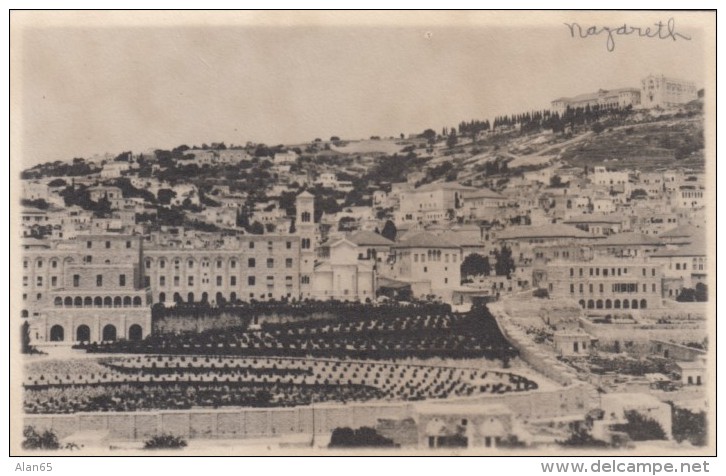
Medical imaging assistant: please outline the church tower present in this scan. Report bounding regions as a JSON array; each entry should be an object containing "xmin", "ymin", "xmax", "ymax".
[{"xmin": 295, "ymin": 190, "xmax": 316, "ymax": 298}]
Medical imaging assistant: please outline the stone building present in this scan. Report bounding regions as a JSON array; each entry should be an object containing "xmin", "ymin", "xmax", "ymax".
[
  {"xmin": 21, "ymin": 234, "xmax": 151, "ymax": 344},
  {"xmin": 640, "ymin": 74, "xmax": 698, "ymax": 109}
]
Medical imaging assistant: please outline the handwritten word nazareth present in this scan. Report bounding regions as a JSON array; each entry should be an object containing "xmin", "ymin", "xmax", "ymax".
[{"xmin": 564, "ymin": 18, "xmax": 691, "ymax": 52}]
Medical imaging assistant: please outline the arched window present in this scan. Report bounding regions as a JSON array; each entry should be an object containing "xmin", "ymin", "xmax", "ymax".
[
  {"xmin": 74, "ymin": 297, "xmax": 83, "ymax": 307},
  {"xmin": 187, "ymin": 292, "xmax": 195, "ymax": 303},
  {"xmin": 76, "ymin": 325, "xmax": 90, "ymax": 342},
  {"xmin": 128, "ymin": 324, "xmax": 143, "ymax": 341},
  {"xmin": 123, "ymin": 296, "xmax": 132, "ymax": 307},
  {"xmin": 114, "ymin": 296, "xmax": 122, "ymax": 307},
  {"xmin": 201, "ymin": 292, "xmax": 209, "ymax": 303},
  {"xmin": 21, "ymin": 309, "xmax": 29, "ymax": 318},
  {"xmin": 605, "ymin": 299, "xmax": 612, "ymax": 309},
  {"xmin": 64, "ymin": 297, "xmax": 73, "ymax": 307},
  {"xmin": 94, "ymin": 297, "xmax": 103, "ymax": 307},
  {"xmin": 587, "ymin": 299, "xmax": 594, "ymax": 309},
  {"xmin": 173, "ymin": 292, "xmax": 182, "ymax": 303},
  {"xmin": 230, "ymin": 292, "xmax": 237, "ymax": 303},
  {"xmin": 640, "ymin": 299, "xmax": 647, "ymax": 309},
  {"xmin": 50, "ymin": 325, "xmax": 64, "ymax": 342},
  {"xmin": 614, "ymin": 299, "xmax": 621, "ymax": 309},
  {"xmin": 159, "ymin": 292, "xmax": 166, "ymax": 303},
  {"xmin": 596, "ymin": 299, "xmax": 603, "ymax": 309},
  {"xmin": 216, "ymin": 292, "xmax": 224, "ymax": 304},
  {"xmin": 133, "ymin": 296, "xmax": 142, "ymax": 307},
  {"xmin": 631, "ymin": 299, "xmax": 639, "ymax": 309},
  {"xmin": 102, "ymin": 324, "xmax": 116, "ymax": 342},
  {"xmin": 623, "ymin": 299, "xmax": 630, "ymax": 309},
  {"xmin": 84, "ymin": 297, "xmax": 93, "ymax": 307},
  {"xmin": 104, "ymin": 296, "xmax": 112, "ymax": 307},
  {"xmin": 54, "ymin": 297, "xmax": 63, "ymax": 307},
  {"xmin": 578, "ymin": 300, "xmax": 585, "ymax": 308}
]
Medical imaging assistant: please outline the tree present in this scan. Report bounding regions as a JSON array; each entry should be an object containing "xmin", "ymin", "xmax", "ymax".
[
  {"xmin": 157, "ymin": 188, "xmax": 177, "ymax": 205},
  {"xmin": 460, "ymin": 253, "xmax": 491, "ymax": 278},
  {"xmin": 47, "ymin": 178, "xmax": 67, "ymax": 187},
  {"xmin": 446, "ymin": 130, "xmax": 458, "ymax": 148},
  {"xmin": 549, "ymin": 175, "xmax": 564, "ymax": 188},
  {"xmin": 421, "ymin": 129, "xmax": 437, "ymax": 142},
  {"xmin": 591, "ymin": 122, "xmax": 605, "ymax": 134},
  {"xmin": 248, "ymin": 221, "xmax": 264, "ymax": 235},
  {"xmin": 612, "ymin": 411, "xmax": 667, "ymax": 441},
  {"xmin": 494, "ymin": 245, "xmax": 515, "ymax": 277},
  {"xmin": 381, "ymin": 220, "xmax": 397, "ymax": 242}
]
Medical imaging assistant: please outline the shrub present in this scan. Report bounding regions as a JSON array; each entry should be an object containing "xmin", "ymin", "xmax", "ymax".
[
  {"xmin": 328, "ymin": 426, "xmax": 396, "ymax": 448},
  {"xmin": 612, "ymin": 411, "xmax": 667, "ymax": 441},
  {"xmin": 143, "ymin": 434, "xmax": 188, "ymax": 449},
  {"xmin": 22, "ymin": 426, "xmax": 60, "ymax": 450}
]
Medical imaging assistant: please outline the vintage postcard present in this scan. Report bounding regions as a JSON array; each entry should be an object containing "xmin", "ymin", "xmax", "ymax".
[{"xmin": 9, "ymin": 10, "xmax": 716, "ymax": 456}]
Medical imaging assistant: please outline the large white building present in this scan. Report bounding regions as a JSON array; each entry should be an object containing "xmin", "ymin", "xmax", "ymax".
[{"xmin": 640, "ymin": 74, "xmax": 698, "ymax": 109}]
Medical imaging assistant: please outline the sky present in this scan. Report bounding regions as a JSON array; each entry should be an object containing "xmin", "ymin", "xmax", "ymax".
[{"xmin": 13, "ymin": 12, "xmax": 710, "ymax": 167}]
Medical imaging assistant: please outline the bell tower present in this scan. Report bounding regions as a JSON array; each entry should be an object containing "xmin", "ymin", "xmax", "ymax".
[{"xmin": 295, "ymin": 190, "xmax": 315, "ymax": 298}]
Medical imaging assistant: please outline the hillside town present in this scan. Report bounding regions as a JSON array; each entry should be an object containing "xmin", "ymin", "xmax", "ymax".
[{"xmin": 19, "ymin": 73, "xmax": 710, "ymax": 452}]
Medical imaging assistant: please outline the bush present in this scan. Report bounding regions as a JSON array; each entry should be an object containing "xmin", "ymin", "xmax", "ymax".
[
  {"xmin": 612, "ymin": 411, "xmax": 667, "ymax": 441},
  {"xmin": 22, "ymin": 426, "xmax": 60, "ymax": 450},
  {"xmin": 143, "ymin": 434, "xmax": 188, "ymax": 449},
  {"xmin": 329, "ymin": 426, "xmax": 396, "ymax": 448},
  {"xmin": 532, "ymin": 288, "xmax": 549, "ymax": 299}
]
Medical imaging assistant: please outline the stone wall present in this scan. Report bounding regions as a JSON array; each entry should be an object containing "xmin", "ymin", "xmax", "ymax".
[{"xmin": 23, "ymin": 383, "xmax": 591, "ymax": 442}]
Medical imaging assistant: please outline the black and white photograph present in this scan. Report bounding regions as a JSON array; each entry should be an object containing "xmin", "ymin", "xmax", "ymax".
[{"xmin": 9, "ymin": 10, "xmax": 716, "ymax": 457}]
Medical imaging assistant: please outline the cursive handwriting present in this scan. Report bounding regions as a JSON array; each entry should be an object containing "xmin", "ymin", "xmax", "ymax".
[{"xmin": 564, "ymin": 18, "xmax": 691, "ymax": 52}]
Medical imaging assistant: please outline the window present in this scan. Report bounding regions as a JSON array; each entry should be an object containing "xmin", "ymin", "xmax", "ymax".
[
  {"xmin": 188, "ymin": 276, "xmax": 194, "ymax": 286},
  {"xmin": 87, "ymin": 241, "xmax": 92, "ymax": 249},
  {"xmin": 301, "ymin": 276, "xmax": 310, "ymax": 284},
  {"xmin": 230, "ymin": 260, "xmax": 236, "ymax": 269},
  {"xmin": 119, "ymin": 274, "xmax": 126, "ymax": 286},
  {"xmin": 160, "ymin": 260, "xmax": 166, "ymax": 269},
  {"xmin": 286, "ymin": 258, "xmax": 293, "ymax": 268},
  {"xmin": 230, "ymin": 276, "xmax": 237, "ymax": 286},
  {"xmin": 414, "ymin": 254, "xmax": 419, "ymax": 263},
  {"xmin": 96, "ymin": 275, "xmax": 103, "ymax": 287},
  {"xmin": 652, "ymin": 283, "xmax": 656, "ymax": 292},
  {"xmin": 286, "ymin": 241, "xmax": 292, "ymax": 249},
  {"xmin": 267, "ymin": 258, "xmax": 274, "ymax": 268},
  {"xmin": 37, "ymin": 260, "xmax": 43, "ymax": 268},
  {"xmin": 570, "ymin": 284, "xmax": 575, "ymax": 293},
  {"xmin": 217, "ymin": 260, "xmax": 222, "ymax": 269},
  {"xmin": 676, "ymin": 263, "xmax": 681, "ymax": 270},
  {"xmin": 249, "ymin": 241, "xmax": 255, "ymax": 249},
  {"xmin": 599, "ymin": 283, "xmax": 604, "ymax": 292},
  {"xmin": 145, "ymin": 260, "xmax": 151, "ymax": 269},
  {"xmin": 589, "ymin": 284, "xmax": 593, "ymax": 293},
  {"xmin": 73, "ymin": 275, "xmax": 80, "ymax": 287},
  {"xmin": 248, "ymin": 276, "xmax": 256, "ymax": 286},
  {"xmin": 216, "ymin": 276, "xmax": 222, "ymax": 286},
  {"xmin": 188, "ymin": 260, "xmax": 194, "ymax": 269},
  {"xmin": 126, "ymin": 241, "xmax": 132, "ymax": 248},
  {"xmin": 302, "ymin": 238, "xmax": 311, "ymax": 249},
  {"xmin": 105, "ymin": 241, "xmax": 111, "ymax": 249},
  {"xmin": 51, "ymin": 276, "xmax": 57, "ymax": 287},
  {"xmin": 85, "ymin": 255, "xmax": 93, "ymax": 264},
  {"xmin": 570, "ymin": 268, "xmax": 574, "ymax": 277},
  {"xmin": 174, "ymin": 276, "xmax": 179, "ymax": 286},
  {"xmin": 424, "ymin": 266, "xmax": 428, "ymax": 273},
  {"xmin": 248, "ymin": 258, "xmax": 256, "ymax": 268},
  {"xmin": 652, "ymin": 268, "xmax": 656, "ymax": 276},
  {"xmin": 23, "ymin": 276, "xmax": 28, "ymax": 287}
]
